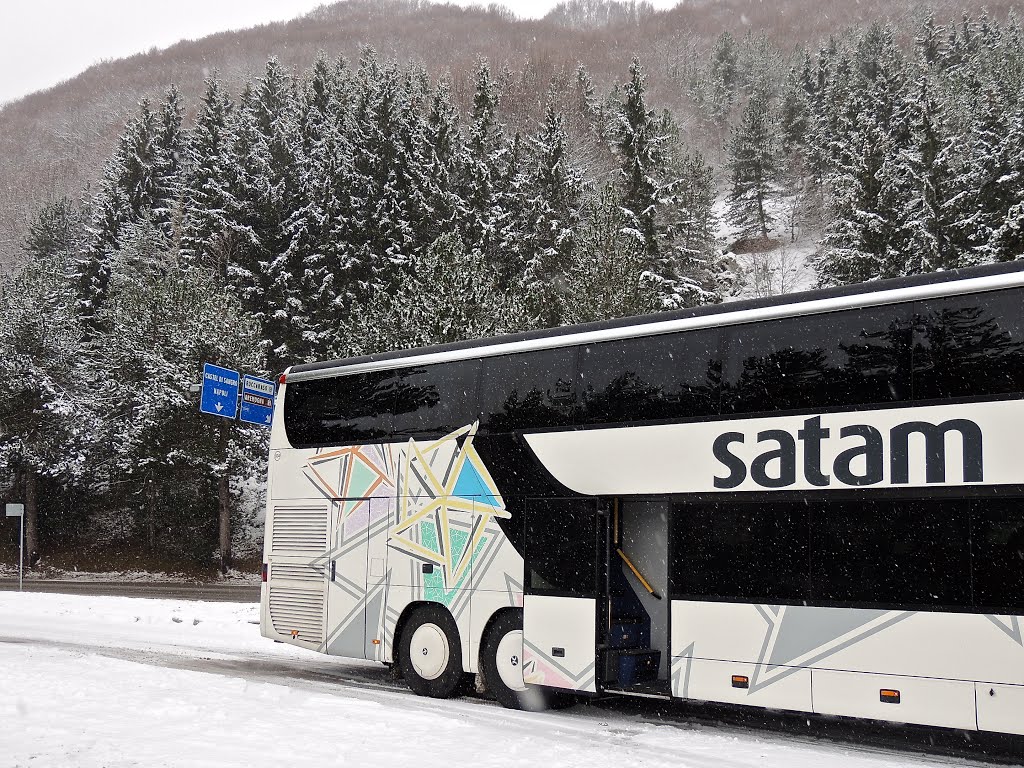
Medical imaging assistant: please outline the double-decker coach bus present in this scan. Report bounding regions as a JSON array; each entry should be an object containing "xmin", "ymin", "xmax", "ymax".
[{"xmin": 261, "ymin": 260, "xmax": 1024, "ymax": 734}]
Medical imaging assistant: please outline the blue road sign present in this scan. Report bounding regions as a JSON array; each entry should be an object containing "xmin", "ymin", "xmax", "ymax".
[
  {"xmin": 200, "ymin": 363, "xmax": 240, "ymax": 419},
  {"xmin": 240, "ymin": 374, "xmax": 276, "ymax": 427}
]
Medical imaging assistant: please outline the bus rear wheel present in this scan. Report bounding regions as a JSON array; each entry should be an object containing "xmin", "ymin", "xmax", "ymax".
[
  {"xmin": 398, "ymin": 605, "xmax": 464, "ymax": 698},
  {"xmin": 482, "ymin": 610, "xmax": 549, "ymax": 711}
]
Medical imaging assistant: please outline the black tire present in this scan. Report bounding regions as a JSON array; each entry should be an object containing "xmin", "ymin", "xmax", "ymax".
[
  {"xmin": 481, "ymin": 610, "xmax": 551, "ymax": 711},
  {"xmin": 398, "ymin": 605, "xmax": 464, "ymax": 698}
]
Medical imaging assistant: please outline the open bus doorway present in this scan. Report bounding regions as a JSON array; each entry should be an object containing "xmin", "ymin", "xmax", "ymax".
[{"xmin": 603, "ymin": 498, "xmax": 670, "ymax": 696}]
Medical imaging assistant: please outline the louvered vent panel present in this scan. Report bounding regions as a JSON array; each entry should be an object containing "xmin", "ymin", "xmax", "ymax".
[
  {"xmin": 271, "ymin": 562, "xmax": 324, "ymax": 584},
  {"xmin": 271, "ymin": 507, "xmax": 328, "ymax": 554},
  {"xmin": 269, "ymin": 586, "xmax": 324, "ymax": 644}
]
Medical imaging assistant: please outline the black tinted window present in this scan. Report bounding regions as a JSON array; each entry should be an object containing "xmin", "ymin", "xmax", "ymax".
[
  {"xmin": 479, "ymin": 349, "xmax": 577, "ymax": 433},
  {"xmin": 810, "ymin": 499, "xmax": 971, "ymax": 607},
  {"xmin": 972, "ymin": 498, "xmax": 1024, "ymax": 614},
  {"xmin": 284, "ymin": 371, "xmax": 396, "ymax": 447},
  {"xmin": 723, "ymin": 306, "xmax": 912, "ymax": 414},
  {"xmin": 580, "ymin": 329, "xmax": 721, "ymax": 425},
  {"xmin": 525, "ymin": 498, "xmax": 596, "ymax": 596},
  {"xmin": 913, "ymin": 289, "xmax": 1024, "ymax": 400},
  {"xmin": 391, "ymin": 360, "xmax": 481, "ymax": 438},
  {"xmin": 669, "ymin": 501, "xmax": 809, "ymax": 602}
]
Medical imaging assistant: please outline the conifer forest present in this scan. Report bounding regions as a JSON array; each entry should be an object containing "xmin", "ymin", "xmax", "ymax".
[{"xmin": 1, "ymin": 3, "xmax": 1022, "ymax": 572}]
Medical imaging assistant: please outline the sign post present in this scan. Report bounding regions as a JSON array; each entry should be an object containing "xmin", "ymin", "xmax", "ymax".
[
  {"xmin": 199, "ymin": 363, "xmax": 240, "ymax": 419},
  {"xmin": 6, "ymin": 503, "xmax": 24, "ymax": 591},
  {"xmin": 239, "ymin": 375, "xmax": 276, "ymax": 427}
]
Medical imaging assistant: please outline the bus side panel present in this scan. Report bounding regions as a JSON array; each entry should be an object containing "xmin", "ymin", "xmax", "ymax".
[
  {"xmin": 669, "ymin": 600, "xmax": 812, "ymax": 712},
  {"xmin": 976, "ymin": 683, "xmax": 1024, "ymax": 735},
  {"xmin": 266, "ymin": 446, "xmax": 328, "ymax": 500},
  {"xmin": 523, "ymin": 595, "xmax": 597, "ymax": 693},
  {"xmin": 814, "ymin": 670, "xmax": 977, "ymax": 730},
  {"xmin": 671, "ymin": 600, "xmax": 1024, "ymax": 733}
]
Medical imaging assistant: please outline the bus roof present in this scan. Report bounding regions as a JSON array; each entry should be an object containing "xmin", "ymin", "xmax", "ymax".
[{"xmin": 287, "ymin": 259, "xmax": 1024, "ymax": 382}]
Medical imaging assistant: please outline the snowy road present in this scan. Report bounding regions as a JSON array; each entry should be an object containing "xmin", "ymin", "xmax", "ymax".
[{"xmin": 0, "ymin": 593, "xmax": 1011, "ymax": 768}]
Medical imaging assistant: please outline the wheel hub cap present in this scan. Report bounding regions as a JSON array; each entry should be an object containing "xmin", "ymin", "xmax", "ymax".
[
  {"xmin": 495, "ymin": 629, "xmax": 527, "ymax": 691},
  {"xmin": 410, "ymin": 623, "xmax": 449, "ymax": 681}
]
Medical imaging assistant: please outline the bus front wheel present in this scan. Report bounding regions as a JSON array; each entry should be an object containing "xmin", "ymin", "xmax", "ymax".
[{"xmin": 398, "ymin": 605, "xmax": 464, "ymax": 698}]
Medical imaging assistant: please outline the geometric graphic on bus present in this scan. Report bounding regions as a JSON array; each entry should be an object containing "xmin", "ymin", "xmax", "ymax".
[
  {"xmin": 388, "ymin": 422, "xmax": 511, "ymax": 594},
  {"xmin": 986, "ymin": 615, "xmax": 1023, "ymax": 645},
  {"xmin": 746, "ymin": 604, "xmax": 913, "ymax": 692},
  {"xmin": 522, "ymin": 638, "xmax": 596, "ymax": 691},
  {"xmin": 742, "ymin": 605, "xmax": 1024, "ymax": 693},
  {"xmin": 303, "ymin": 444, "xmax": 394, "ymax": 534},
  {"xmin": 420, "ymin": 521, "xmax": 475, "ymax": 603}
]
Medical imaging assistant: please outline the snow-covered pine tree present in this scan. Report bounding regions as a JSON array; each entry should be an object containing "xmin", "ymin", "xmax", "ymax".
[
  {"xmin": 464, "ymin": 60, "xmax": 511, "ymax": 283},
  {"xmin": 492, "ymin": 130, "xmax": 533, "ymax": 292},
  {"xmin": 0, "ymin": 234, "xmax": 89, "ymax": 565},
  {"xmin": 522, "ymin": 101, "xmax": 583, "ymax": 328},
  {"xmin": 280, "ymin": 54, "xmax": 350, "ymax": 362},
  {"xmin": 611, "ymin": 58, "xmax": 664, "ymax": 260},
  {"xmin": 804, "ymin": 39, "xmax": 849, "ymax": 186},
  {"xmin": 989, "ymin": 98, "xmax": 1024, "ymax": 262},
  {"xmin": 817, "ymin": 25, "xmax": 914, "ymax": 285},
  {"xmin": 95, "ymin": 217, "xmax": 265, "ymax": 567},
  {"xmin": 152, "ymin": 84, "xmax": 185, "ymax": 235},
  {"xmin": 668, "ymin": 150, "xmax": 721, "ymax": 295},
  {"xmin": 253, "ymin": 59, "xmax": 305, "ymax": 371},
  {"xmin": 816, "ymin": 108, "xmax": 892, "ymax": 285},
  {"xmin": 178, "ymin": 74, "xmax": 236, "ymax": 274},
  {"xmin": 79, "ymin": 99, "xmax": 161, "ymax": 335},
  {"xmin": 423, "ymin": 76, "xmax": 465, "ymax": 244},
  {"xmin": 609, "ymin": 58, "xmax": 722, "ymax": 310},
  {"xmin": 560, "ymin": 185, "xmax": 661, "ymax": 324},
  {"xmin": 217, "ymin": 59, "xmax": 302, "ymax": 373},
  {"xmin": 406, "ymin": 232, "xmax": 502, "ymax": 346},
  {"xmin": 883, "ymin": 79, "xmax": 955, "ymax": 275},
  {"xmin": 24, "ymin": 197, "xmax": 85, "ymax": 263},
  {"xmin": 779, "ymin": 53, "xmax": 812, "ymax": 159},
  {"xmin": 915, "ymin": 10, "xmax": 942, "ymax": 68},
  {"xmin": 725, "ymin": 84, "xmax": 779, "ymax": 241},
  {"xmin": 696, "ymin": 31, "xmax": 740, "ymax": 129}
]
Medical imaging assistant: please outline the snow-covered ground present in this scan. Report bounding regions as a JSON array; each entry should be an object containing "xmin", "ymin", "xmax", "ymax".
[
  {"xmin": 0, "ymin": 593, "xmax": 992, "ymax": 768},
  {"xmin": 714, "ymin": 193, "xmax": 821, "ymax": 301}
]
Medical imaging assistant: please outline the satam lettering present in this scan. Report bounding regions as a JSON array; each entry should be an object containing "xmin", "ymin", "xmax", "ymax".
[{"xmin": 712, "ymin": 416, "xmax": 984, "ymax": 489}]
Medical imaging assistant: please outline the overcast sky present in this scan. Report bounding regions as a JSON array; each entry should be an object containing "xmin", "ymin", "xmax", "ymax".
[{"xmin": 0, "ymin": 0, "xmax": 677, "ymax": 106}]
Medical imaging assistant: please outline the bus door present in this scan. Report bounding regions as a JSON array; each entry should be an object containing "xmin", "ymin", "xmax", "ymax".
[
  {"xmin": 522, "ymin": 497, "xmax": 606, "ymax": 694},
  {"xmin": 324, "ymin": 496, "xmax": 383, "ymax": 659}
]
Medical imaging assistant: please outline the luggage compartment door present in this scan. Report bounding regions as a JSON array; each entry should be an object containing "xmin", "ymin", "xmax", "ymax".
[{"xmin": 522, "ymin": 497, "xmax": 602, "ymax": 694}]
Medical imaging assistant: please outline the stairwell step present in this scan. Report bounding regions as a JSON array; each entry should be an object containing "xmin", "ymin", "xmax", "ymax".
[{"xmin": 618, "ymin": 649, "xmax": 661, "ymax": 686}]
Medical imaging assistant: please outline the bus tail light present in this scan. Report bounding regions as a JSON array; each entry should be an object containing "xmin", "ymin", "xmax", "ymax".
[
  {"xmin": 278, "ymin": 373, "xmax": 287, "ymax": 385},
  {"xmin": 262, "ymin": 563, "xmax": 268, "ymax": 582}
]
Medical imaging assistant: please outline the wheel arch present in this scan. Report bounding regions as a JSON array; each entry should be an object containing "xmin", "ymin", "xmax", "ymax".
[
  {"xmin": 478, "ymin": 606, "xmax": 523, "ymax": 672},
  {"xmin": 392, "ymin": 600, "xmax": 459, "ymax": 667}
]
